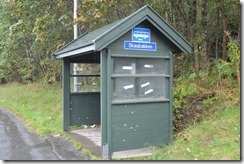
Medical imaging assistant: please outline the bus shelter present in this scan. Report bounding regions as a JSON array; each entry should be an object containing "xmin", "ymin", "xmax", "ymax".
[{"xmin": 51, "ymin": 5, "xmax": 192, "ymax": 159}]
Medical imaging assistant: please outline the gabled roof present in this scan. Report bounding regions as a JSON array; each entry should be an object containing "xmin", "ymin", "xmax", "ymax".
[{"xmin": 51, "ymin": 5, "xmax": 192, "ymax": 60}]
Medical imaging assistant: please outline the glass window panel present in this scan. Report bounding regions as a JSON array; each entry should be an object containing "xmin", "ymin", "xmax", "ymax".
[
  {"xmin": 112, "ymin": 57, "xmax": 169, "ymax": 101},
  {"xmin": 113, "ymin": 58, "xmax": 136, "ymax": 74},
  {"xmin": 113, "ymin": 77, "xmax": 135, "ymax": 100},
  {"xmin": 135, "ymin": 77, "xmax": 166, "ymax": 99},
  {"xmin": 70, "ymin": 63, "xmax": 100, "ymax": 75},
  {"xmin": 70, "ymin": 76, "xmax": 100, "ymax": 92},
  {"xmin": 113, "ymin": 77, "xmax": 168, "ymax": 100},
  {"xmin": 136, "ymin": 58, "xmax": 167, "ymax": 74},
  {"xmin": 113, "ymin": 57, "xmax": 168, "ymax": 75}
]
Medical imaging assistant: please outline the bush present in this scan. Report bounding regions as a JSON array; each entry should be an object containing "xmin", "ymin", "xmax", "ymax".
[
  {"xmin": 173, "ymin": 76, "xmax": 198, "ymax": 132},
  {"xmin": 173, "ymin": 74, "xmax": 217, "ymax": 132}
]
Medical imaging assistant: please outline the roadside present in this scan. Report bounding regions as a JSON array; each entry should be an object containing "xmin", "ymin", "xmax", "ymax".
[
  {"xmin": 0, "ymin": 82, "xmax": 240, "ymax": 160},
  {"xmin": 0, "ymin": 109, "xmax": 90, "ymax": 160}
]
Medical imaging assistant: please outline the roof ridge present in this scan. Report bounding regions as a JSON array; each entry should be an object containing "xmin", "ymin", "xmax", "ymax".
[{"xmin": 93, "ymin": 5, "xmax": 150, "ymax": 42}]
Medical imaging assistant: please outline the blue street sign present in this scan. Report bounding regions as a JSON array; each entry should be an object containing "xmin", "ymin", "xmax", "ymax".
[
  {"xmin": 124, "ymin": 41, "xmax": 157, "ymax": 51},
  {"xmin": 132, "ymin": 28, "xmax": 150, "ymax": 43}
]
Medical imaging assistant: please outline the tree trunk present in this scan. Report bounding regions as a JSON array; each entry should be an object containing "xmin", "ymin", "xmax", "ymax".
[
  {"xmin": 215, "ymin": 36, "xmax": 219, "ymax": 59},
  {"xmin": 194, "ymin": 43, "xmax": 199, "ymax": 76},
  {"xmin": 222, "ymin": 13, "xmax": 227, "ymax": 60},
  {"xmin": 192, "ymin": 0, "xmax": 199, "ymax": 77},
  {"xmin": 201, "ymin": 0, "xmax": 208, "ymax": 71},
  {"xmin": 236, "ymin": 65, "xmax": 240, "ymax": 88},
  {"xmin": 165, "ymin": 0, "xmax": 168, "ymax": 21},
  {"xmin": 215, "ymin": 8, "xmax": 219, "ymax": 59}
]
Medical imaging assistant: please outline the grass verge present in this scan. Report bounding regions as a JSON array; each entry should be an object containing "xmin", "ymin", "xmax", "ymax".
[
  {"xmin": 0, "ymin": 82, "xmax": 240, "ymax": 160},
  {"xmin": 140, "ymin": 97, "xmax": 240, "ymax": 160},
  {"xmin": 0, "ymin": 82, "xmax": 98, "ymax": 159},
  {"xmin": 0, "ymin": 82, "xmax": 63, "ymax": 135}
]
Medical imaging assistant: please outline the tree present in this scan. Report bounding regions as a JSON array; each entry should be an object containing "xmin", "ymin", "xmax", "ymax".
[
  {"xmin": 0, "ymin": 0, "xmax": 73, "ymax": 83},
  {"xmin": 0, "ymin": 0, "xmax": 240, "ymax": 83}
]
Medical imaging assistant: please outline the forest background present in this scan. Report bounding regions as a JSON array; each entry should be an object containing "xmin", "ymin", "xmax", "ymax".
[{"xmin": 0, "ymin": 0, "xmax": 240, "ymax": 84}]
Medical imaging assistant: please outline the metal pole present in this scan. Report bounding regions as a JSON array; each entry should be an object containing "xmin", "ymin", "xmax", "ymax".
[
  {"xmin": 74, "ymin": 0, "xmax": 78, "ymax": 39},
  {"xmin": 73, "ymin": 0, "xmax": 78, "ymax": 92}
]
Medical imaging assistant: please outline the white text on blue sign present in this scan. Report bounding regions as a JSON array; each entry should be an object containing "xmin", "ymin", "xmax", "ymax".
[{"xmin": 124, "ymin": 41, "xmax": 157, "ymax": 51}]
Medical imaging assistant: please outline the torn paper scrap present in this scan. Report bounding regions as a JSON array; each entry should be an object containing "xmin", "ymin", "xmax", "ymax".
[
  {"xmin": 145, "ymin": 89, "xmax": 154, "ymax": 95},
  {"xmin": 124, "ymin": 84, "xmax": 134, "ymax": 90},
  {"xmin": 141, "ymin": 82, "xmax": 150, "ymax": 88}
]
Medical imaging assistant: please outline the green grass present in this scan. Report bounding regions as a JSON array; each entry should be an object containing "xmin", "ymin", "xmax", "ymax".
[
  {"xmin": 0, "ymin": 82, "xmax": 63, "ymax": 135},
  {"xmin": 140, "ymin": 99, "xmax": 240, "ymax": 160},
  {"xmin": 0, "ymin": 83, "xmax": 240, "ymax": 160},
  {"xmin": 0, "ymin": 82, "xmax": 98, "ymax": 159}
]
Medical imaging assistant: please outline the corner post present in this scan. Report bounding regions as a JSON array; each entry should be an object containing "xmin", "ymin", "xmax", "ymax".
[
  {"xmin": 62, "ymin": 58, "xmax": 71, "ymax": 131},
  {"xmin": 106, "ymin": 48, "xmax": 112, "ymax": 159},
  {"xmin": 101, "ymin": 49, "xmax": 109, "ymax": 159},
  {"xmin": 169, "ymin": 51, "xmax": 173, "ymax": 142}
]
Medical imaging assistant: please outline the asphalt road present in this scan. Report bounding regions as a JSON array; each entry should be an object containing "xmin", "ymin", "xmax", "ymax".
[{"xmin": 0, "ymin": 109, "xmax": 90, "ymax": 160}]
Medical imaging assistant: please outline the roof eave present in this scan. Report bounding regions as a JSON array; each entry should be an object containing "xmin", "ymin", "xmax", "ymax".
[{"xmin": 52, "ymin": 44, "xmax": 95, "ymax": 60}]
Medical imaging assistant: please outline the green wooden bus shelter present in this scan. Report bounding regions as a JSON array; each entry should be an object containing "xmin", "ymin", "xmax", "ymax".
[{"xmin": 51, "ymin": 5, "xmax": 192, "ymax": 159}]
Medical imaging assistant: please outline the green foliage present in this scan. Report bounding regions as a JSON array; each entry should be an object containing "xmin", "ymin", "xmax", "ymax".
[
  {"xmin": 0, "ymin": 0, "xmax": 73, "ymax": 84},
  {"xmin": 227, "ymin": 40, "xmax": 240, "ymax": 85},
  {"xmin": 207, "ymin": 40, "xmax": 240, "ymax": 88},
  {"xmin": 172, "ymin": 41, "xmax": 240, "ymax": 133},
  {"xmin": 216, "ymin": 60, "xmax": 231, "ymax": 77},
  {"xmin": 173, "ymin": 77, "xmax": 197, "ymax": 110},
  {"xmin": 0, "ymin": 0, "xmax": 240, "ymax": 84},
  {"xmin": 227, "ymin": 41, "xmax": 240, "ymax": 64},
  {"xmin": 173, "ymin": 76, "xmax": 201, "ymax": 131}
]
